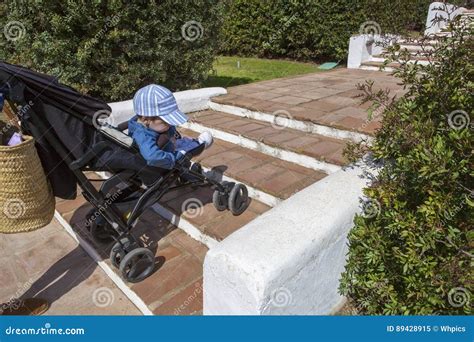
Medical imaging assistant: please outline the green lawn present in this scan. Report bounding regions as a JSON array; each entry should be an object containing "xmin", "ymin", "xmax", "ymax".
[{"xmin": 202, "ymin": 56, "xmax": 321, "ymax": 88}]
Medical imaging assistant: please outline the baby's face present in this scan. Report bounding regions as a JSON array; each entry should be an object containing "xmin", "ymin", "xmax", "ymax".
[{"xmin": 148, "ymin": 117, "xmax": 170, "ymax": 133}]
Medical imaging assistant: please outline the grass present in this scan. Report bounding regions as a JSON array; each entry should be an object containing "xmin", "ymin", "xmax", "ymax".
[{"xmin": 201, "ymin": 56, "xmax": 321, "ymax": 88}]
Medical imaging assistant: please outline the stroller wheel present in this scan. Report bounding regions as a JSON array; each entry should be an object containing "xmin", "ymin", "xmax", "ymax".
[
  {"xmin": 213, "ymin": 181, "xmax": 234, "ymax": 211},
  {"xmin": 110, "ymin": 238, "xmax": 130, "ymax": 268},
  {"xmin": 119, "ymin": 248, "xmax": 155, "ymax": 283},
  {"xmin": 87, "ymin": 210, "xmax": 118, "ymax": 244},
  {"xmin": 228, "ymin": 183, "xmax": 249, "ymax": 216}
]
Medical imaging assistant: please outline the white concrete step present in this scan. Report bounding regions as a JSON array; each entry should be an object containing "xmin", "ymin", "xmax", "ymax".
[
  {"xmin": 207, "ymin": 101, "xmax": 371, "ymax": 143},
  {"xmin": 359, "ymin": 61, "xmax": 398, "ymax": 72},
  {"xmin": 183, "ymin": 110, "xmax": 348, "ymax": 174},
  {"xmin": 398, "ymin": 43, "xmax": 434, "ymax": 51},
  {"xmin": 371, "ymin": 55, "xmax": 432, "ymax": 66}
]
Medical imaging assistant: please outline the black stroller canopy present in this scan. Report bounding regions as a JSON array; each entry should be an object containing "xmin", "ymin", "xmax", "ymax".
[
  {"xmin": 0, "ymin": 61, "xmax": 142, "ymax": 200},
  {"xmin": 0, "ymin": 61, "xmax": 111, "ymax": 118}
]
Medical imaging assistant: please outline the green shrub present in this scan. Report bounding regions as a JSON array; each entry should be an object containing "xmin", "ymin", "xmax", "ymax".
[
  {"xmin": 339, "ymin": 18, "xmax": 473, "ymax": 314},
  {"xmin": 220, "ymin": 0, "xmax": 437, "ymax": 62},
  {"xmin": 0, "ymin": 0, "xmax": 224, "ymax": 101}
]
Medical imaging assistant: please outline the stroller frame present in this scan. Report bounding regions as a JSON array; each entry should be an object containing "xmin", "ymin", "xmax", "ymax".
[{"xmin": 1, "ymin": 66, "xmax": 249, "ymax": 283}]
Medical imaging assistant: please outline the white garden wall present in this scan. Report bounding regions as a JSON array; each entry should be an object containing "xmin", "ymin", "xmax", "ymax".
[
  {"xmin": 108, "ymin": 87, "xmax": 226, "ymax": 124},
  {"xmin": 425, "ymin": 2, "xmax": 466, "ymax": 36},
  {"xmin": 204, "ymin": 161, "xmax": 378, "ymax": 315}
]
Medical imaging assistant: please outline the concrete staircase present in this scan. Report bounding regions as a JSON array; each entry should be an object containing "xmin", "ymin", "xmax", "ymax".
[
  {"xmin": 359, "ymin": 9, "xmax": 473, "ymax": 71},
  {"xmin": 54, "ymin": 100, "xmax": 349, "ymax": 314},
  {"xmin": 54, "ymin": 68, "xmax": 404, "ymax": 315}
]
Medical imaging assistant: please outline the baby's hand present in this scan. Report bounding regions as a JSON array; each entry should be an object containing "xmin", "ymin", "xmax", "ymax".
[{"xmin": 198, "ymin": 131, "xmax": 213, "ymax": 149}]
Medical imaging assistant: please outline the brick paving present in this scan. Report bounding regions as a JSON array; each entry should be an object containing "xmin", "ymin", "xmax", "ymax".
[
  {"xmin": 180, "ymin": 128, "xmax": 327, "ymax": 200},
  {"xmin": 50, "ymin": 123, "xmax": 328, "ymax": 314},
  {"xmin": 186, "ymin": 110, "xmax": 347, "ymax": 166},
  {"xmin": 212, "ymin": 68, "xmax": 404, "ymax": 135},
  {"xmin": 1, "ymin": 67, "xmax": 402, "ymax": 315},
  {"xmin": 160, "ymin": 185, "xmax": 270, "ymax": 241},
  {"xmin": 0, "ymin": 218, "xmax": 141, "ymax": 315},
  {"xmin": 51, "ymin": 132, "xmax": 324, "ymax": 313},
  {"xmin": 56, "ymin": 194, "xmax": 208, "ymax": 315}
]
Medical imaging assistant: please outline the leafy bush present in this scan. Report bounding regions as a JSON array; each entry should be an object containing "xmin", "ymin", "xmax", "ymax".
[
  {"xmin": 219, "ymin": 0, "xmax": 436, "ymax": 62},
  {"xmin": 0, "ymin": 0, "xmax": 224, "ymax": 101},
  {"xmin": 339, "ymin": 17, "xmax": 473, "ymax": 314}
]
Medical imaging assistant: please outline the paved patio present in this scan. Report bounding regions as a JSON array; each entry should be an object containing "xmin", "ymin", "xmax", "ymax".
[
  {"xmin": 0, "ymin": 218, "xmax": 140, "ymax": 315},
  {"xmin": 212, "ymin": 68, "xmax": 404, "ymax": 135}
]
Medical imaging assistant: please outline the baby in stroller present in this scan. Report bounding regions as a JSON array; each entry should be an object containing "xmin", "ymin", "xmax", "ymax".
[
  {"xmin": 128, "ymin": 84, "xmax": 213, "ymax": 170},
  {"xmin": 0, "ymin": 61, "xmax": 250, "ymax": 283}
]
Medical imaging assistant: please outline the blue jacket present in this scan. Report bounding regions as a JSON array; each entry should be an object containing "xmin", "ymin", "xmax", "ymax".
[{"xmin": 128, "ymin": 116, "xmax": 177, "ymax": 169}]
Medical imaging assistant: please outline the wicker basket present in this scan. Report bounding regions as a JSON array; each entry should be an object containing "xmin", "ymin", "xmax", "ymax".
[{"xmin": 0, "ymin": 134, "xmax": 55, "ymax": 233}]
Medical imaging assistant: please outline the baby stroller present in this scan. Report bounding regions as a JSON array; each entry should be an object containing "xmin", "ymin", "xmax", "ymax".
[{"xmin": 0, "ymin": 61, "xmax": 250, "ymax": 282}]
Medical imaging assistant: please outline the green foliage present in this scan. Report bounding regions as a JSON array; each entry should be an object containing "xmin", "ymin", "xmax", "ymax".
[
  {"xmin": 219, "ymin": 0, "xmax": 435, "ymax": 61},
  {"xmin": 0, "ymin": 0, "xmax": 224, "ymax": 101},
  {"xmin": 339, "ymin": 19, "xmax": 473, "ymax": 314}
]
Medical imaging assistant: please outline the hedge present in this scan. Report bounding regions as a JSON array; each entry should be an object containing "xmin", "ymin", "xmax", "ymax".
[
  {"xmin": 219, "ymin": 0, "xmax": 468, "ymax": 62},
  {"xmin": 0, "ymin": 0, "xmax": 224, "ymax": 101},
  {"xmin": 339, "ymin": 19, "xmax": 473, "ymax": 314}
]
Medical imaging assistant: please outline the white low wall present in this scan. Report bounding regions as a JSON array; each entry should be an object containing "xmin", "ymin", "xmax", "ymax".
[
  {"xmin": 347, "ymin": 34, "xmax": 384, "ymax": 69},
  {"xmin": 425, "ymin": 2, "xmax": 466, "ymax": 36},
  {"xmin": 204, "ymin": 161, "xmax": 378, "ymax": 315},
  {"xmin": 108, "ymin": 87, "xmax": 227, "ymax": 124}
]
